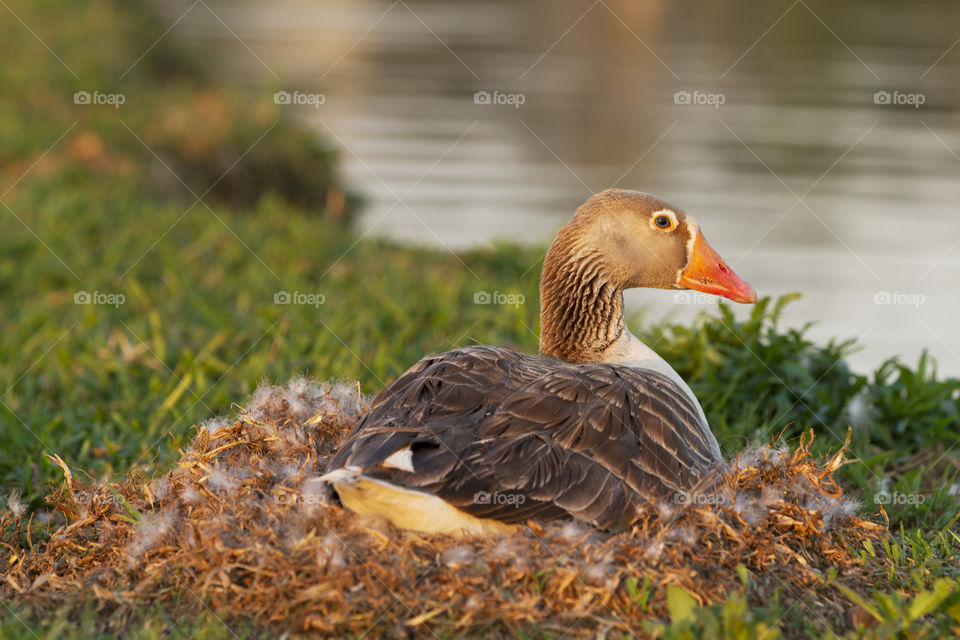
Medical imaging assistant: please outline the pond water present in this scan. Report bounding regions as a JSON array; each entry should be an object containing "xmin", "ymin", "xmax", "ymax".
[{"xmin": 155, "ymin": 0, "xmax": 960, "ymax": 375}]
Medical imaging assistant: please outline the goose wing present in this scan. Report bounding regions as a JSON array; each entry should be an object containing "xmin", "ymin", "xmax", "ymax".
[{"xmin": 327, "ymin": 345, "xmax": 723, "ymax": 529}]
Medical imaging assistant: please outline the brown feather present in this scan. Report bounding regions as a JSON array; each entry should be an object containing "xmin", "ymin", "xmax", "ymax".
[{"xmin": 329, "ymin": 346, "xmax": 723, "ymax": 530}]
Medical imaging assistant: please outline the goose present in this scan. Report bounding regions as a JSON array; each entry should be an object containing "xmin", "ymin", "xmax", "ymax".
[{"xmin": 322, "ymin": 189, "xmax": 756, "ymax": 535}]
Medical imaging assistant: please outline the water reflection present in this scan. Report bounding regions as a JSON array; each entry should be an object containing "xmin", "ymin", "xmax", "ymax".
[{"xmin": 155, "ymin": 0, "xmax": 960, "ymax": 374}]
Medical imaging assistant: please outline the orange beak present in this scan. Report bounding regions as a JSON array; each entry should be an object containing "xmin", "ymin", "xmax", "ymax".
[{"xmin": 677, "ymin": 229, "xmax": 757, "ymax": 304}]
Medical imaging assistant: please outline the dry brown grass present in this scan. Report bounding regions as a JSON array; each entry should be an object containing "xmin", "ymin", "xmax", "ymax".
[{"xmin": 1, "ymin": 380, "xmax": 890, "ymax": 638}]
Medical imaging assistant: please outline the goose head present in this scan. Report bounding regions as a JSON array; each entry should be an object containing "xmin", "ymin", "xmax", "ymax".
[
  {"xmin": 539, "ymin": 189, "xmax": 756, "ymax": 362},
  {"xmin": 555, "ymin": 189, "xmax": 755, "ymax": 302}
]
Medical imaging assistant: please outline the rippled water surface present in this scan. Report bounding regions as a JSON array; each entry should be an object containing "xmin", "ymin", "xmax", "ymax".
[{"xmin": 157, "ymin": 0, "xmax": 960, "ymax": 374}]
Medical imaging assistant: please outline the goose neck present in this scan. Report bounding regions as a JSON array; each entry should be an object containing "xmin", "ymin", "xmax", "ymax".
[{"xmin": 538, "ymin": 241, "xmax": 626, "ymax": 363}]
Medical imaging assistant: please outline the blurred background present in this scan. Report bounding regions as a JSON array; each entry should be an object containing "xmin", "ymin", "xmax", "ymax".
[
  {"xmin": 151, "ymin": 0, "xmax": 960, "ymax": 375},
  {"xmin": 1, "ymin": 0, "xmax": 959, "ymax": 484}
]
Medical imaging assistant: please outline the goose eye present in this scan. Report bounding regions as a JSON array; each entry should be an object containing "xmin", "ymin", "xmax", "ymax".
[{"xmin": 654, "ymin": 215, "xmax": 673, "ymax": 230}]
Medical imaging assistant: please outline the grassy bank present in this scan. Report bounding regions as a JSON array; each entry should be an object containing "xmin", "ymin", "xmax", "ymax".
[{"xmin": 2, "ymin": 0, "xmax": 959, "ymax": 637}]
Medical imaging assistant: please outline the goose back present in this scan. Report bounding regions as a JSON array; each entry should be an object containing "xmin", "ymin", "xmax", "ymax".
[{"xmin": 328, "ymin": 345, "xmax": 724, "ymax": 529}]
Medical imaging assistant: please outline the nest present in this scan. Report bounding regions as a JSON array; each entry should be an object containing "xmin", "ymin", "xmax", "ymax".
[{"xmin": 1, "ymin": 378, "xmax": 888, "ymax": 637}]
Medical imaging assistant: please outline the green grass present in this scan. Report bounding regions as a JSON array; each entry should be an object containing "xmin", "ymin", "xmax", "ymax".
[
  {"xmin": 648, "ymin": 298, "xmax": 960, "ymax": 533},
  {"xmin": 1, "ymin": 602, "xmax": 256, "ymax": 640},
  {"xmin": 2, "ymin": 0, "xmax": 959, "ymax": 637}
]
